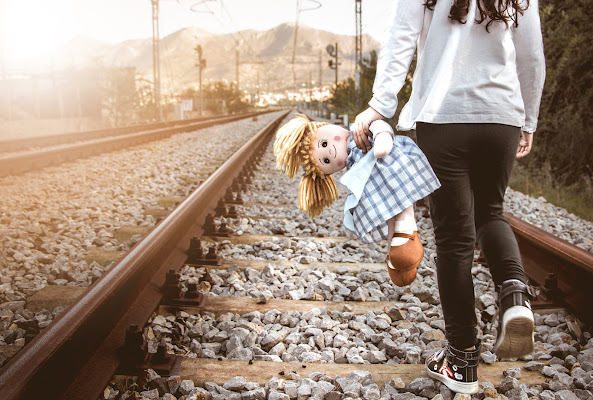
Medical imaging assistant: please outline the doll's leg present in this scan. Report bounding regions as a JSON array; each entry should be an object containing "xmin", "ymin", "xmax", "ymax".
[
  {"xmin": 386, "ymin": 205, "xmax": 423, "ymax": 286},
  {"xmin": 389, "ymin": 205, "xmax": 417, "ymax": 244}
]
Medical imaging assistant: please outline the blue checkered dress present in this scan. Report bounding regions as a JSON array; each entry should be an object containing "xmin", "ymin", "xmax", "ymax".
[{"xmin": 339, "ymin": 124, "xmax": 440, "ymax": 243}]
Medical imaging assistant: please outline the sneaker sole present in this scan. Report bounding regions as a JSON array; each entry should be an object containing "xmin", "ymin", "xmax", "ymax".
[
  {"xmin": 425, "ymin": 365, "xmax": 479, "ymax": 394},
  {"xmin": 493, "ymin": 306, "xmax": 534, "ymax": 359}
]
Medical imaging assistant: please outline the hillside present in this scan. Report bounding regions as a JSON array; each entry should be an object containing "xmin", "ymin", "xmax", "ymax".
[{"xmin": 51, "ymin": 23, "xmax": 381, "ymax": 93}]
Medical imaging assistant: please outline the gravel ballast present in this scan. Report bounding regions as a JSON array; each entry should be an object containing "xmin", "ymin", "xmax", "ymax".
[
  {"xmin": 0, "ymin": 112, "xmax": 284, "ymax": 364},
  {"xmin": 112, "ymin": 120, "xmax": 592, "ymax": 398},
  {"xmin": 0, "ymin": 111, "xmax": 592, "ymax": 399}
]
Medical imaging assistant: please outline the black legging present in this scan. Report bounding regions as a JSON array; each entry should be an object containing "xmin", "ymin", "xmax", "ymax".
[{"xmin": 416, "ymin": 122, "xmax": 527, "ymax": 349}]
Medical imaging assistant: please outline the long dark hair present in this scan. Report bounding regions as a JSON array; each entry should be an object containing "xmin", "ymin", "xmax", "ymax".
[{"xmin": 425, "ymin": 0, "xmax": 530, "ymax": 30}]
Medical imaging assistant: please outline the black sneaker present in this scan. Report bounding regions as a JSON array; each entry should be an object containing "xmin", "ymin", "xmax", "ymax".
[
  {"xmin": 425, "ymin": 342, "xmax": 480, "ymax": 394},
  {"xmin": 493, "ymin": 280, "xmax": 535, "ymax": 359}
]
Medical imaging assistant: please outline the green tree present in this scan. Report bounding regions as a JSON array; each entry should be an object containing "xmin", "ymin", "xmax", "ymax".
[
  {"xmin": 203, "ymin": 81, "xmax": 249, "ymax": 114},
  {"xmin": 134, "ymin": 77, "xmax": 157, "ymax": 123},
  {"xmin": 529, "ymin": 0, "xmax": 593, "ymax": 184},
  {"xmin": 328, "ymin": 77, "xmax": 358, "ymax": 116},
  {"xmin": 100, "ymin": 67, "xmax": 138, "ymax": 126},
  {"xmin": 328, "ymin": 50, "xmax": 415, "ymax": 129}
]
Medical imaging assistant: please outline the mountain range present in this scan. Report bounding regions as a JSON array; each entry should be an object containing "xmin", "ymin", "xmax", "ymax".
[{"xmin": 51, "ymin": 23, "xmax": 381, "ymax": 94}]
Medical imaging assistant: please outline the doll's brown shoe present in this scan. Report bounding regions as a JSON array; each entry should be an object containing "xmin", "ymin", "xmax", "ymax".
[{"xmin": 386, "ymin": 231, "xmax": 423, "ymax": 287}]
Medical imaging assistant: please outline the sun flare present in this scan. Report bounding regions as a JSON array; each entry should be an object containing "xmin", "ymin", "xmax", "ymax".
[{"xmin": 1, "ymin": 0, "xmax": 79, "ymax": 63}]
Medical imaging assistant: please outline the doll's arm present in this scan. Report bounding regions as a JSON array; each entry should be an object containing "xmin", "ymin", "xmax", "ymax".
[{"xmin": 369, "ymin": 120, "xmax": 394, "ymax": 158}]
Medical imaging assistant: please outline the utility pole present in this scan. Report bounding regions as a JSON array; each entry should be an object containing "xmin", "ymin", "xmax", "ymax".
[
  {"xmin": 291, "ymin": 1, "xmax": 300, "ymax": 93},
  {"xmin": 308, "ymin": 71, "xmax": 312, "ymax": 103},
  {"xmin": 194, "ymin": 45, "xmax": 206, "ymax": 116},
  {"xmin": 292, "ymin": 0, "xmax": 322, "ymax": 94},
  {"xmin": 235, "ymin": 49, "xmax": 239, "ymax": 90},
  {"xmin": 235, "ymin": 52, "xmax": 264, "ymax": 98},
  {"xmin": 327, "ymin": 43, "xmax": 340, "ymax": 88},
  {"xmin": 151, "ymin": 0, "xmax": 162, "ymax": 121},
  {"xmin": 256, "ymin": 70, "xmax": 260, "ymax": 106},
  {"xmin": 318, "ymin": 50, "xmax": 322, "ymax": 91}
]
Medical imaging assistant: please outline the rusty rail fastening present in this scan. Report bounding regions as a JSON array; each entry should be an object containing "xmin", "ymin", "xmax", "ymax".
[
  {"xmin": 505, "ymin": 212, "xmax": 593, "ymax": 326},
  {"xmin": 0, "ymin": 111, "xmax": 289, "ymax": 400}
]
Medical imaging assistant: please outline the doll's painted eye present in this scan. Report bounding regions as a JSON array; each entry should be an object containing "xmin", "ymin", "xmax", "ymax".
[
  {"xmin": 323, "ymin": 158, "xmax": 330, "ymax": 164},
  {"xmin": 321, "ymin": 140, "xmax": 328, "ymax": 148}
]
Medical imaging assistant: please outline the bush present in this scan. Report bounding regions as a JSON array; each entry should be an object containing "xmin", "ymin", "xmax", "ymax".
[{"xmin": 529, "ymin": 0, "xmax": 593, "ymax": 184}]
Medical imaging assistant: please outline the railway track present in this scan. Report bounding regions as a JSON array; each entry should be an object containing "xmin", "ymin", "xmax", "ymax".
[
  {"xmin": 505, "ymin": 213, "xmax": 593, "ymax": 326},
  {"xmin": 0, "ymin": 110, "xmax": 591, "ymax": 399},
  {"xmin": 0, "ymin": 111, "xmax": 273, "ymax": 177}
]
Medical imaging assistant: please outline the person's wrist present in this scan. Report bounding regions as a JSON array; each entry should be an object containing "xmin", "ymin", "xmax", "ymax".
[{"xmin": 368, "ymin": 107, "xmax": 384, "ymax": 120}]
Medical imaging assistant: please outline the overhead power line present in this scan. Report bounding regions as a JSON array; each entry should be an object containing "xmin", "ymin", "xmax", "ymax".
[{"xmin": 292, "ymin": 0, "xmax": 322, "ymax": 92}]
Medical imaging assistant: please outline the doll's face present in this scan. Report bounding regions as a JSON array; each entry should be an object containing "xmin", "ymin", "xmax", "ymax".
[{"xmin": 311, "ymin": 124, "xmax": 350, "ymax": 175}]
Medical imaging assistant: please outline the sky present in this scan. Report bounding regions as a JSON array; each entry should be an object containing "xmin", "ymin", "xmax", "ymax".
[{"xmin": 0, "ymin": 0, "xmax": 394, "ymax": 67}]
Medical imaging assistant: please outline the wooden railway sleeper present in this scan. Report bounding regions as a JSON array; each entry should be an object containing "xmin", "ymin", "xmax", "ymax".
[{"xmin": 0, "ymin": 111, "xmax": 289, "ymax": 400}]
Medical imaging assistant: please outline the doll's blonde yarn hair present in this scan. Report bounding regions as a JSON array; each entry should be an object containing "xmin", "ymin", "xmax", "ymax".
[{"xmin": 274, "ymin": 114, "xmax": 338, "ymax": 218}]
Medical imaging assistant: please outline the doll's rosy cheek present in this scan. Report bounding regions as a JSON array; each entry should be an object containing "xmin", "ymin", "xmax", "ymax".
[
  {"xmin": 337, "ymin": 160, "xmax": 345, "ymax": 168},
  {"xmin": 334, "ymin": 136, "xmax": 341, "ymax": 142}
]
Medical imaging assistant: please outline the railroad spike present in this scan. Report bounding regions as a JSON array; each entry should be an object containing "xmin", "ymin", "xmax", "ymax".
[
  {"xmin": 224, "ymin": 188, "xmax": 235, "ymax": 203},
  {"xmin": 185, "ymin": 237, "xmax": 220, "ymax": 266},
  {"xmin": 214, "ymin": 199, "xmax": 227, "ymax": 217},
  {"xmin": 142, "ymin": 341, "xmax": 180, "ymax": 376},
  {"xmin": 218, "ymin": 221, "xmax": 231, "ymax": 236},
  {"xmin": 185, "ymin": 282, "xmax": 201, "ymax": 298},
  {"xmin": 151, "ymin": 342, "xmax": 173, "ymax": 365},
  {"xmin": 117, "ymin": 324, "xmax": 148, "ymax": 374},
  {"xmin": 202, "ymin": 214, "xmax": 217, "ymax": 236},
  {"xmin": 225, "ymin": 205, "xmax": 239, "ymax": 218},
  {"xmin": 231, "ymin": 180, "xmax": 241, "ymax": 192},
  {"xmin": 241, "ymin": 171, "xmax": 252, "ymax": 184},
  {"xmin": 205, "ymin": 246, "xmax": 221, "ymax": 264},
  {"xmin": 234, "ymin": 192, "xmax": 244, "ymax": 204},
  {"xmin": 203, "ymin": 214, "xmax": 230, "ymax": 237},
  {"xmin": 161, "ymin": 270, "xmax": 182, "ymax": 299},
  {"xmin": 189, "ymin": 236, "xmax": 203, "ymax": 251},
  {"xmin": 541, "ymin": 273, "xmax": 561, "ymax": 301}
]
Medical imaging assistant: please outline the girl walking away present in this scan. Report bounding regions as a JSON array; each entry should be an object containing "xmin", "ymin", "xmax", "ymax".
[
  {"xmin": 274, "ymin": 114, "xmax": 440, "ymax": 287},
  {"xmin": 353, "ymin": 0, "xmax": 545, "ymax": 394}
]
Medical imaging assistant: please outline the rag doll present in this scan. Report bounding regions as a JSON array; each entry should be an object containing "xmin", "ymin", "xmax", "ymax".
[{"xmin": 274, "ymin": 114, "xmax": 440, "ymax": 286}]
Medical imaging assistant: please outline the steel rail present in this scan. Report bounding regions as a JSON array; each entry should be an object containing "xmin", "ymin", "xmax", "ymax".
[
  {"xmin": 505, "ymin": 212, "xmax": 593, "ymax": 325},
  {"xmin": 0, "ymin": 112, "xmax": 271, "ymax": 177},
  {"xmin": 0, "ymin": 111, "xmax": 289, "ymax": 400},
  {"xmin": 0, "ymin": 118, "xmax": 202, "ymax": 153},
  {"xmin": 0, "ymin": 111, "xmax": 272, "ymax": 153}
]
